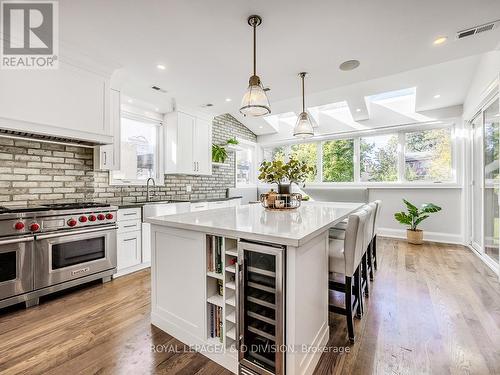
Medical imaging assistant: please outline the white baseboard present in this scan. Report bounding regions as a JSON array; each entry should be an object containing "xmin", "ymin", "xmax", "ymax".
[
  {"xmin": 113, "ymin": 262, "xmax": 150, "ymax": 278},
  {"xmin": 378, "ymin": 227, "xmax": 464, "ymax": 245}
]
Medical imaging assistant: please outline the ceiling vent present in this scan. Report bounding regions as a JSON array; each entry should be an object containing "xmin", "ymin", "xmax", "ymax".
[
  {"xmin": 151, "ymin": 85, "xmax": 167, "ymax": 93},
  {"xmin": 456, "ymin": 20, "xmax": 499, "ymax": 40}
]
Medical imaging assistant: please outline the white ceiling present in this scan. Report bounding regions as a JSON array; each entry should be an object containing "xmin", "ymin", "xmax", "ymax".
[{"xmin": 59, "ymin": 0, "xmax": 500, "ymax": 134}]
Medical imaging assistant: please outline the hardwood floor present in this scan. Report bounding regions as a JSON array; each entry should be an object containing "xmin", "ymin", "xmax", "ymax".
[{"xmin": 0, "ymin": 238, "xmax": 499, "ymax": 374}]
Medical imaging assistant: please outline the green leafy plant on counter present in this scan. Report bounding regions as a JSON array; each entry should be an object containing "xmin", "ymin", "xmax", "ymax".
[
  {"xmin": 394, "ymin": 199, "xmax": 442, "ymax": 231},
  {"xmin": 258, "ymin": 158, "xmax": 315, "ymax": 194}
]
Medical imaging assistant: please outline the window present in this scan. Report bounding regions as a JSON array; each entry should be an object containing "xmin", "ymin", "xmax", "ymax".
[
  {"xmin": 290, "ymin": 143, "xmax": 317, "ymax": 182},
  {"xmin": 236, "ymin": 142, "xmax": 257, "ymax": 186},
  {"xmin": 260, "ymin": 124, "xmax": 456, "ymax": 185},
  {"xmin": 360, "ymin": 134, "xmax": 398, "ymax": 182},
  {"xmin": 263, "ymin": 146, "xmax": 287, "ymax": 162},
  {"xmin": 404, "ymin": 128, "xmax": 453, "ymax": 182},
  {"xmin": 322, "ymin": 139, "xmax": 354, "ymax": 182},
  {"xmin": 111, "ymin": 115, "xmax": 162, "ymax": 184}
]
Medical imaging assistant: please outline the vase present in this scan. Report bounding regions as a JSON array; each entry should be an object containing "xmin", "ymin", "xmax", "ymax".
[
  {"xmin": 278, "ymin": 184, "xmax": 291, "ymax": 195},
  {"xmin": 407, "ymin": 229, "xmax": 423, "ymax": 245}
]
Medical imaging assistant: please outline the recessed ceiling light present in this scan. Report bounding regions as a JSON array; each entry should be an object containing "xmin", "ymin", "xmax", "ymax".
[
  {"xmin": 339, "ymin": 60, "xmax": 360, "ymax": 71},
  {"xmin": 225, "ymin": 98, "xmax": 232, "ymax": 102},
  {"xmin": 259, "ymin": 126, "xmax": 263, "ymax": 129},
  {"xmin": 433, "ymin": 36, "xmax": 448, "ymax": 45},
  {"xmin": 156, "ymin": 64, "xmax": 166, "ymax": 70},
  {"xmin": 356, "ymin": 108, "xmax": 361, "ymax": 112},
  {"xmin": 127, "ymin": 99, "xmax": 133, "ymax": 103},
  {"xmin": 433, "ymin": 94, "xmax": 441, "ymax": 99},
  {"xmin": 155, "ymin": 107, "xmax": 159, "ymax": 111}
]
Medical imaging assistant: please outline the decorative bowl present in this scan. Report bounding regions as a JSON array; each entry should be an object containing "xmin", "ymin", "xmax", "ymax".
[{"xmin": 260, "ymin": 193, "xmax": 302, "ymax": 210}]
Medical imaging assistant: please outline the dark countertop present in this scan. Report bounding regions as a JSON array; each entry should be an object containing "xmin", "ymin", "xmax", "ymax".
[{"xmin": 117, "ymin": 196, "xmax": 242, "ymax": 209}]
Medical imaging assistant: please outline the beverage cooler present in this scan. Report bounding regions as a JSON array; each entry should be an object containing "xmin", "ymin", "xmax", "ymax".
[{"xmin": 237, "ymin": 240, "xmax": 285, "ymax": 375}]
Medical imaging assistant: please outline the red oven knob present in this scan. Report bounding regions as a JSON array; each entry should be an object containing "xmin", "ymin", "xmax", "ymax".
[
  {"xmin": 30, "ymin": 223, "xmax": 40, "ymax": 232},
  {"xmin": 88, "ymin": 214, "xmax": 97, "ymax": 221},
  {"xmin": 97, "ymin": 214, "xmax": 105, "ymax": 221},
  {"xmin": 14, "ymin": 222, "xmax": 25, "ymax": 230},
  {"xmin": 79, "ymin": 215, "xmax": 88, "ymax": 223},
  {"xmin": 105, "ymin": 213, "xmax": 114, "ymax": 220},
  {"xmin": 67, "ymin": 219, "xmax": 77, "ymax": 227}
]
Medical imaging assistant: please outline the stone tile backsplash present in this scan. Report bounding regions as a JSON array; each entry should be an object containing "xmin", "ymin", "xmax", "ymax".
[{"xmin": 0, "ymin": 114, "xmax": 256, "ymax": 206}]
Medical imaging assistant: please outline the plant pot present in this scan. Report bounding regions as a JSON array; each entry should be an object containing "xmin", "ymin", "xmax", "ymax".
[
  {"xmin": 407, "ymin": 229, "xmax": 423, "ymax": 245},
  {"xmin": 278, "ymin": 184, "xmax": 291, "ymax": 195}
]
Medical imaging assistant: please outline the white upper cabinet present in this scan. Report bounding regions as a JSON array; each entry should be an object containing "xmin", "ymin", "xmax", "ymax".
[
  {"xmin": 165, "ymin": 110, "xmax": 213, "ymax": 175},
  {"xmin": 94, "ymin": 89, "xmax": 121, "ymax": 170},
  {"xmin": 0, "ymin": 61, "xmax": 114, "ymax": 144}
]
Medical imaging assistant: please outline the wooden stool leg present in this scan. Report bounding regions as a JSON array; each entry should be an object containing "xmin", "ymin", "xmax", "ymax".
[
  {"xmin": 362, "ymin": 253, "xmax": 369, "ymax": 297},
  {"xmin": 345, "ymin": 276, "xmax": 355, "ymax": 343},
  {"xmin": 354, "ymin": 267, "xmax": 363, "ymax": 318},
  {"xmin": 368, "ymin": 241, "xmax": 375, "ymax": 281}
]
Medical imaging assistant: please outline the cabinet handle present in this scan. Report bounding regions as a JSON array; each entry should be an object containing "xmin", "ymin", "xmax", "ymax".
[
  {"xmin": 123, "ymin": 237, "xmax": 136, "ymax": 242},
  {"xmin": 123, "ymin": 224, "xmax": 137, "ymax": 228},
  {"xmin": 123, "ymin": 213, "xmax": 137, "ymax": 216},
  {"xmin": 103, "ymin": 151, "xmax": 107, "ymax": 166}
]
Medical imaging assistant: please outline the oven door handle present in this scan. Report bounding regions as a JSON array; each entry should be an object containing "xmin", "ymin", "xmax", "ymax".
[
  {"xmin": 0, "ymin": 236, "xmax": 34, "ymax": 245},
  {"xmin": 35, "ymin": 225, "xmax": 118, "ymax": 240}
]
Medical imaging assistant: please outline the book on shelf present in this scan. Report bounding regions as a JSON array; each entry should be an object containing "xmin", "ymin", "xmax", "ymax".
[
  {"xmin": 209, "ymin": 303, "xmax": 223, "ymax": 340},
  {"xmin": 207, "ymin": 236, "xmax": 224, "ymax": 275}
]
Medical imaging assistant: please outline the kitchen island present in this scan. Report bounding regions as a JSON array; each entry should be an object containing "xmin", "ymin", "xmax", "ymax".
[{"xmin": 146, "ymin": 201, "xmax": 362, "ymax": 375}]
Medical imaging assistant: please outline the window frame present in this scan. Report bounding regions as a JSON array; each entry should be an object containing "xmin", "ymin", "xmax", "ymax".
[
  {"xmin": 235, "ymin": 138, "xmax": 258, "ymax": 187},
  {"xmin": 110, "ymin": 112, "xmax": 164, "ymax": 186},
  {"xmin": 260, "ymin": 122, "xmax": 459, "ymax": 188}
]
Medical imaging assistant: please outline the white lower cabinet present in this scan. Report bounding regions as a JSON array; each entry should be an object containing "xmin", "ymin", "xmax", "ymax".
[
  {"xmin": 115, "ymin": 207, "xmax": 149, "ymax": 278},
  {"xmin": 117, "ymin": 230, "xmax": 142, "ymax": 269}
]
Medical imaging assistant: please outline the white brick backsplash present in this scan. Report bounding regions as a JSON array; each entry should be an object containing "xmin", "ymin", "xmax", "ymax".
[{"xmin": 0, "ymin": 114, "xmax": 255, "ymax": 205}]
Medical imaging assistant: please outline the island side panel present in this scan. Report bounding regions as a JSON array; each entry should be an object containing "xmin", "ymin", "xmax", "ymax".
[
  {"xmin": 286, "ymin": 231, "xmax": 330, "ymax": 375},
  {"xmin": 150, "ymin": 225, "xmax": 207, "ymax": 344}
]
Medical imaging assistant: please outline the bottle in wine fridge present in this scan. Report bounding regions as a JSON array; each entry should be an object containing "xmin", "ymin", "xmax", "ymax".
[{"xmin": 237, "ymin": 240, "xmax": 285, "ymax": 375}]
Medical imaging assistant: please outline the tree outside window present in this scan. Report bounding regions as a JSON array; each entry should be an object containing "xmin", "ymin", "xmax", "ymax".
[
  {"xmin": 360, "ymin": 134, "xmax": 398, "ymax": 182},
  {"xmin": 322, "ymin": 139, "xmax": 354, "ymax": 182},
  {"xmin": 290, "ymin": 143, "xmax": 317, "ymax": 182}
]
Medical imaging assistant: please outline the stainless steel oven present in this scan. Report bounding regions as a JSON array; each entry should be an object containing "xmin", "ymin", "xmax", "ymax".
[
  {"xmin": 34, "ymin": 224, "xmax": 117, "ymax": 289},
  {"xmin": 0, "ymin": 235, "xmax": 34, "ymax": 301}
]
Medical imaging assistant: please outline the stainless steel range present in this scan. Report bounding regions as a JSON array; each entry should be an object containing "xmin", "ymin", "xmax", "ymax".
[{"xmin": 0, "ymin": 203, "xmax": 117, "ymax": 309}]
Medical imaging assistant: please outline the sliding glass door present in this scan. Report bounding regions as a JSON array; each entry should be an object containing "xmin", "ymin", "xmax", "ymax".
[{"xmin": 470, "ymin": 97, "xmax": 500, "ymax": 267}]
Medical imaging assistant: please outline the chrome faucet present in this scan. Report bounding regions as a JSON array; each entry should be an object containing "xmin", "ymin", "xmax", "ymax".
[{"xmin": 146, "ymin": 178, "xmax": 156, "ymax": 202}]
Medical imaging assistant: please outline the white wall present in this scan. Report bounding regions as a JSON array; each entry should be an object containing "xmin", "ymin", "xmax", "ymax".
[
  {"xmin": 463, "ymin": 49, "xmax": 500, "ymax": 120},
  {"xmin": 370, "ymin": 188, "xmax": 463, "ymax": 244}
]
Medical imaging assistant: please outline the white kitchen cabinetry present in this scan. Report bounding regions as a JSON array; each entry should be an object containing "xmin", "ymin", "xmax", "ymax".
[
  {"xmin": 115, "ymin": 207, "xmax": 149, "ymax": 278},
  {"xmin": 165, "ymin": 110, "xmax": 213, "ymax": 175},
  {"xmin": 94, "ymin": 89, "xmax": 121, "ymax": 170},
  {"xmin": 0, "ymin": 62, "xmax": 114, "ymax": 144}
]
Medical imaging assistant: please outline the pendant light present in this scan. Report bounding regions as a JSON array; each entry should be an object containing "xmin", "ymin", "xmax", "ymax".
[
  {"xmin": 293, "ymin": 72, "xmax": 314, "ymax": 138},
  {"xmin": 240, "ymin": 15, "xmax": 271, "ymax": 117}
]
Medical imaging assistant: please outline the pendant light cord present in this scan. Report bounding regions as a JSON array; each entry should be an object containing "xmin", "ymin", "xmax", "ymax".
[
  {"xmin": 301, "ymin": 74, "xmax": 305, "ymax": 112},
  {"xmin": 253, "ymin": 23, "xmax": 256, "ymax": 76}
]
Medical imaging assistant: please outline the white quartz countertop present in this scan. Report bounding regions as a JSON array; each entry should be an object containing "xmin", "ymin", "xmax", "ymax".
[{"xmin": 145, "ymin": 201, "xmax": 363, "ymax": 247}]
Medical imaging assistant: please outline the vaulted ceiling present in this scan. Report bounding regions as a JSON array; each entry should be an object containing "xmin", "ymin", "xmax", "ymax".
[{"xmin": 59, "ymin": 0, "xmax": 500, "ymax": 135}]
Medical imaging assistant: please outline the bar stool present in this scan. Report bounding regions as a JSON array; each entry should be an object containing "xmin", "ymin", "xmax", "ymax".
[
  {"xmin": 361, "ymin": 202, "xmax": 376, "ymax": 297},
  {"xmin": 328, "ymin": 208, "xmax": 369, "ymax": 343},
  {"xmin": 367, "ymin": 200, "xmax": 382, "ymax": 280}
]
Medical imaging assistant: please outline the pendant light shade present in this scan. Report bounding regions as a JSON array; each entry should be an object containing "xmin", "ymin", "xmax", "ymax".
[
  {"xmin": 293, "ymin": 72, "xmax": 314, "ymax": 138},
  {"xmin": 240, "ymin": 15, "xmax": 271, "ymax": 117}
]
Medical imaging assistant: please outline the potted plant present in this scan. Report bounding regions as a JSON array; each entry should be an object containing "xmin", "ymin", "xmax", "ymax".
[
  {"xmin": 258, "ymin": 158, "xmax": 315, "ymax": 194},
  {"xmin": 394, "ymin": 199, "xmax": 442, "ymax": 245},
  {"xmin": 212, "ymin": 138, "xmax": 240, "ymax": 163},
  {"xmin": 212, "ymin": 144, "xmax": 228, "ymax": 163}
]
